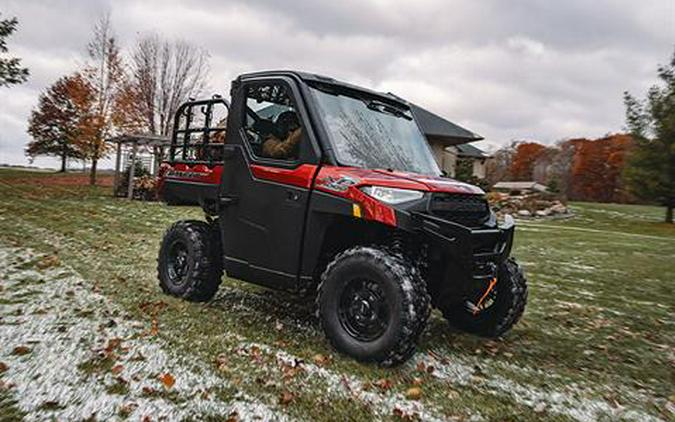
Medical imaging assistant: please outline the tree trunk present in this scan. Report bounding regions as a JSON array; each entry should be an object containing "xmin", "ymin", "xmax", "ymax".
[
  {"xmin": 90, "ymin": 159, "xmax": 98, "ymax": 186},
  {"xmin": 666, "ymin": 204, "xmax": 673, "ymax": 224},
  {"xmin": 60, "ymin": 153, "xmax": 67, "ymax": 173}
]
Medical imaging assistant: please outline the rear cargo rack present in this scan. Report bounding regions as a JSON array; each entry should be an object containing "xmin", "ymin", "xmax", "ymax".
[{"xmin": 169, "ymin": 97, "xmax": 230, "ymax": 166}]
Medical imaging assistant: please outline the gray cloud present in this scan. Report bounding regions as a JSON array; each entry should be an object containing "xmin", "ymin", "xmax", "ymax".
[{"xmin": 1, "ymin": 0, "xmax": 673, "ymax": 167}]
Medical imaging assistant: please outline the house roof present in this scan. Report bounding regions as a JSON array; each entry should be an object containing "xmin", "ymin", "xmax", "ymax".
[
  {"xmin": 456, "ymin": 143, "xmax": 489, "ymax": 158},
  {"xmin": 410, "ymin": 103, "xmax": 483, "ymax": 145}
]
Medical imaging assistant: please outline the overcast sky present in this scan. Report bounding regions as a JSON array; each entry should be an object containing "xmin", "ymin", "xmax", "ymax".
[{"xmin": 1, "ymin": 0, "xmax": 673, "ymax": 168}]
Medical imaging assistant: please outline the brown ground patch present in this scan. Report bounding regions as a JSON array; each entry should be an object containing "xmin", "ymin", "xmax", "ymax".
[{"xmin": 4, "ymin": 173, "xmax": 114, "ymax": 187}]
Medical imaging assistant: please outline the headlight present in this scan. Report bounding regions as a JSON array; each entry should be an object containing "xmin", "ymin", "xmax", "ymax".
[{"xmin": 360, "ymin": 186, "xmax": 424, "ymax": 204}]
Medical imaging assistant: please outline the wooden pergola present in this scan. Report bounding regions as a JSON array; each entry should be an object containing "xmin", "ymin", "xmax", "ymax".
[{"xmin": 107, "ymin": 133, "xmax": 171, "ymax": 199}]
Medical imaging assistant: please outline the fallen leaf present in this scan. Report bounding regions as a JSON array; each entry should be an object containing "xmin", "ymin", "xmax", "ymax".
[
  {"xmin": 104, "ymin": 338, "xmax": 122, "ymax": 355},
  {"xmin": 149, "ymin": 319, "xmax": 159, "ymax": 336},
  {"xmin": 373, "ymin": 378, "xmax": 393, "ymax": 391},
  {"xmin": 159, "ymin": 373, "xmax": 175, "ymax": 389},
  {"xmin": 11, "ymin": 346, "xmax": 31, "ymax": 356},
  {"xmin": 312, "ymin": 354, "xmax": 331, "ymax": 366},
  {"xmin": 215, "ymin": 354, "xmax": 229, "ymax": 371},
  {"xmin": 416, "ymin": 361, "xmax": 426, "ymax": 372},
  {"xmin": 226, "ymin": 410, "xmax": 239, "ymax": 422},
  {"xmin": 119, "ymin": 402, "xmax": 138, "ymax": 417},
  {"xmin": 411, "ymin": 377, "xmax": 424, "ymax": 386},
  {"xmin": 142, "ymin": 386, "xmax": 156, "ymax": 396},
  {"xmin": 111, "ymin": 364, "xmax": 124, "ymax": 375},
  {"xmin": 447, "ymin": 389, "xmax": 459, "ymax": 400},
  {"xmin": 37, "ymin": 254, "xmax": 59, "ymax": 269},
  {"xmin": 406, "ymin": 387, "xmax": 422, "ymax": 400},
  {"xmin": 0, "ymin": 362, "xmax": 7, "ymax": 373},
  {"xmin": 279, "ymin": 390, "xmax": 294, "ymax": 405}
]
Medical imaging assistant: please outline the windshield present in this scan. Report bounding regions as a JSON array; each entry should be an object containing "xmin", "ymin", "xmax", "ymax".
[{"xmin": 310, "ymin": 86, "xmax": 441, "ymax": 176}]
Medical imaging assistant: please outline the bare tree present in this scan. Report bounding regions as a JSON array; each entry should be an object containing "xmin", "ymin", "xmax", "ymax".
[
  {"xmin": 126, "ymin": 34, "xmax": 210, "ymax": 136},
  {"xmin": 80, "ymin": 14, "xmax": 125, "ymax": 185}
]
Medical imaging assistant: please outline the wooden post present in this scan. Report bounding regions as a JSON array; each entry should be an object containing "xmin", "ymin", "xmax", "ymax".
[
  {"xmin": 113, "ymin": 141, "xmax": 122, "ymax": 195},
  {"xmin": 127, "ymin": 141, "xmax": 137, "ymax": 200}
]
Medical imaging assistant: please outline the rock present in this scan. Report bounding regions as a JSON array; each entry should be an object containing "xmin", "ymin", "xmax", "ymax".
[
  {"xmin": 535, "ymin": 209, "xmax": 550, "ymax": 217},
  {"xmin": 550, "ymin": 204, "xmax": 568, "ymax": 214},
  {"xmin": 517, "ymin": 209, "xmax": 532, "ymax": 217}
]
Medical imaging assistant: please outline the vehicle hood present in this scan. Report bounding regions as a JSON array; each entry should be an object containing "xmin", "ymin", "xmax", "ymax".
[{"xmin": 315, "ymin": 166, "xmax": 485, "ymax": 195}]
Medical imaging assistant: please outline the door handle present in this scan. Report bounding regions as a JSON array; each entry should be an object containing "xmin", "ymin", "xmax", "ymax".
[{"xmin": 287, "ymin": 190, "xmax": 300, "ymax": 201}]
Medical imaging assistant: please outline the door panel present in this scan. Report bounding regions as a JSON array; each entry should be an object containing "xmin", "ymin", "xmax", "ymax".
[{"xmin": 219, "ymin": 77, "xmax": 320, "ymax": 290}]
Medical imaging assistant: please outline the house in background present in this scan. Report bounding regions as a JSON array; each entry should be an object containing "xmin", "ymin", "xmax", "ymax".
[{"xmin": 410, "ymin": 104, "xmax": 489, "ymax": 178}]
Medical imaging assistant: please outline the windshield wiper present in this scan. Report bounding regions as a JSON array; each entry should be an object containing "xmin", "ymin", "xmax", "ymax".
[{"xmin": 366, "ymin": 100, "xmax": 412, "ymax": 120}]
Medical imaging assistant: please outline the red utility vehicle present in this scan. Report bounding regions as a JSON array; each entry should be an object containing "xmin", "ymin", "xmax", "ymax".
[{"xmin": 156, "ymin": 71, "xmax": 527, "ymax": 365}]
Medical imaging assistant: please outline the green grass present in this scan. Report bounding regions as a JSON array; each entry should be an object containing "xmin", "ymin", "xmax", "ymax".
[{"xmin": 0, "ymin": 169, "xmax": 673, "ymax": 421}]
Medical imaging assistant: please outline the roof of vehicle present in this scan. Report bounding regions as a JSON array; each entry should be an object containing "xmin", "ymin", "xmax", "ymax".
[{"xmin": 237, "ymin": 70, "xmax": 483, "ymax": 144}]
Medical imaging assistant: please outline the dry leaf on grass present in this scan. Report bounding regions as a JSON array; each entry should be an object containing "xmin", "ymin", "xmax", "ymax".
[
  {"xmin": 37, "ymin": 254, "xmax": 59, "ymax": 269},
  {"xmin": 0, "ymin": 362, "xmax": 7, "ymax": 373},
  {"xmin": 111, "ymin": 364, "xmax": 124, "ymax": 375},
  {"xmin": 159, "ymin": 373, "xmax": 175, "ymax": 389},
  {"xmin": 11, "ymin": 346, "xmax": 31, "ymax": 356},
  {"xmin": 215, "ymin": 354, "xmax": 229, "ymax": 372},
  {"xmin": 312, "ymin": 354, "xmax": 331, "ymax": 366},
  {"xmin": 373, "ymin": 378, "xmax": 393, "ymax": 391},
  {"xmin": 279, "ymin": 390, "xmax": 295, "ymax": 405},
  {"xmin": 405, "ymin": 387, "xmax": 422, "ymax": 400}
]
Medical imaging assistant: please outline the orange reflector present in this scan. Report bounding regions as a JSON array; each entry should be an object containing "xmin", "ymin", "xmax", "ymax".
[{"xmin": 352, "ymin": 203, "xmax": 362, "ymax": 218}]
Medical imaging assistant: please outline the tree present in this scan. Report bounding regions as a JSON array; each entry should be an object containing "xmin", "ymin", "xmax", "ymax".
[
  {"xmin": 124, "ymin": 34, "xmax": 209, "ymax": 136},
  {"xmin": 0, "ymin": 14, "xmax": 29, "ymax": 87},
  {"xmin": 623, "ymin": 49, "xmax": 675, "ymax": 223},
  {"xmin": 26, "ymin": 74, "xmax": 88, "ymax": 171},
  {"xmin": 510, "ymin": 142, "xmax": 546, "ymax": 181},
  {"xmin": 485, "ymin": 142, "xmax": 516, "ymax": 186},
  {"xmin": 80, "ymin": 14, "xmax": 125, "ymax": 185}
]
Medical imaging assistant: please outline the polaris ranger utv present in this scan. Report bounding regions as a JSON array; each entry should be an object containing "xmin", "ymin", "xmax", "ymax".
[{"xmin": 156, "ymin": 70, "xmax": 527, "ymax": 365}]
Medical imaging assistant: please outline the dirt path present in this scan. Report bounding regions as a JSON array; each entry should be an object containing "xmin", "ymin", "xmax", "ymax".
[{"xmin": 0, "ymin": 245, "xmax": 287, "ymax": 421}]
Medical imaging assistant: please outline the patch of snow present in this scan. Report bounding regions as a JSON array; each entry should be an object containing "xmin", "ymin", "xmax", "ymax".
[{"xmin": 0, "ymin": 245, "xmax": 289, "ymax": 421}]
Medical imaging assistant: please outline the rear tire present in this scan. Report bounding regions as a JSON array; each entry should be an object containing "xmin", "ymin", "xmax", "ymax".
[
  {"xmin": 316, "ymin": 246, "xmax": 430, "ymax": 366},
  {"xmin": 157, "ymin": 220, "xmax": 223, "ymax": 302},
  {"xmin": 442, "ymin": 258, "xmax": 527, "ymax": 337}
]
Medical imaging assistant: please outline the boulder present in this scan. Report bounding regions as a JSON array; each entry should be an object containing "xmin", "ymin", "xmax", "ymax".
[{"xmin": 517, "ymin": 209, "xmax": 532, "ymax": 217}]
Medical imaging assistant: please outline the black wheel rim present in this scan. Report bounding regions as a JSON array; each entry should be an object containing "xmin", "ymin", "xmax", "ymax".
[
  {"xmin": 167, "ymin": 240, "xmax": 189, "ymax": 286},
  {"xmin": 338, "ymin": 278, "xmax": 390, "ymax": 342}
]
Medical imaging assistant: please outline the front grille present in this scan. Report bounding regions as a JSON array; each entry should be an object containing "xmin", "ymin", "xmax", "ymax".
[{"xmin": 429, "ymin": 193, "xmax": 490, "ymax": 227}]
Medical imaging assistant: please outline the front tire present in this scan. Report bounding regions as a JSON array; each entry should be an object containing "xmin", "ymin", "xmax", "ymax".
[
  {"xmin": 316, "ymin": 247, "xmax": 430, "ymax": 366},
  {"xmin": 442, "ymin": 258, "xmax": 527, "ymax": 337},
  {"xmin": 157, "ymin": 220, "xmax": 223, "ymax": 302}
]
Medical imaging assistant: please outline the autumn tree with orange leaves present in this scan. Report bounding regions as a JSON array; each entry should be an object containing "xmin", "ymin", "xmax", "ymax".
[
  {"xmin": 26, "ymin": 74, "xmax": 88, "ymax": 171},
  {"xmin": 509, "ymin": 142, "xmax": 547, "ymax": 181}
]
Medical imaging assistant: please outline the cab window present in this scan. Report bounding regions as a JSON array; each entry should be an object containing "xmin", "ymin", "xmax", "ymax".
[{"xmin": 242, "ymin": 83, "xmax": 304, "ymax": 161}]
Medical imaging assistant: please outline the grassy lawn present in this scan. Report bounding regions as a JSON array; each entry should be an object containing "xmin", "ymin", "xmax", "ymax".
[{"xmin": 0, "ymin": 169, "xmax": 673, "ymax": 421}]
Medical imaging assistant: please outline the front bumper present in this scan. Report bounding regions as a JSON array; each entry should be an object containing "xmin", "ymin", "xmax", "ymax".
[
  {"xmin": 408, "ymin": 211, "xmax": 515, "ymax": 299},
  {"xmin": 413, "ymin": 212, "xmax": 515, "ymax": 264}
]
